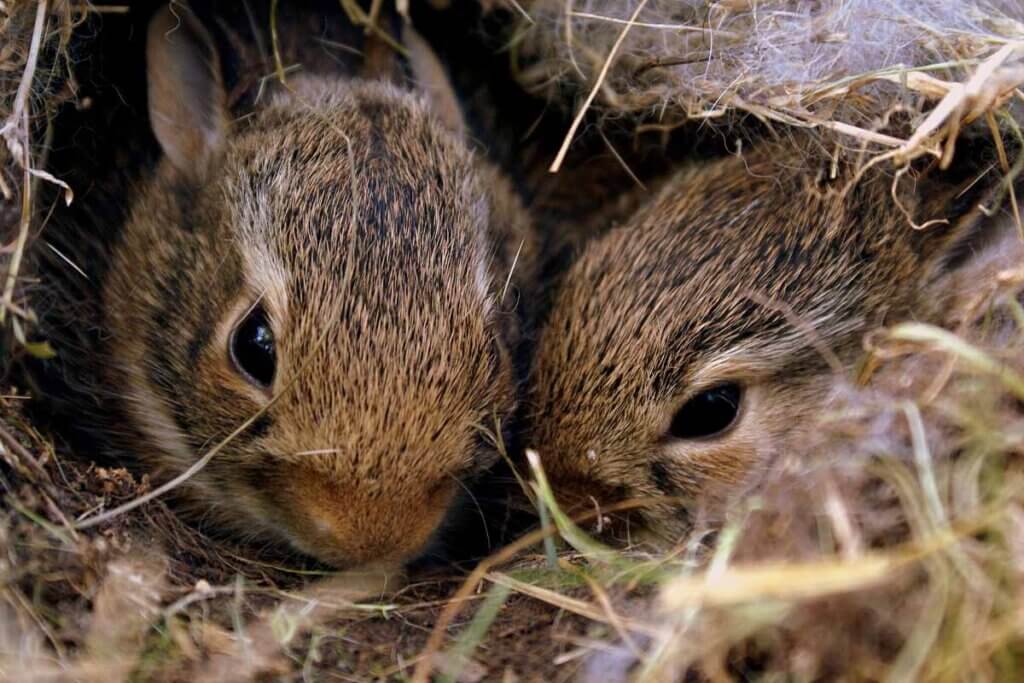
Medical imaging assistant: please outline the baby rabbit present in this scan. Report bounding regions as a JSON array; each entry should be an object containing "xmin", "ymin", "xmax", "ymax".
[
  {"xmin": 85, "ymin": 5, "xmax": 536, "ymax": 569},
  {"xmin": 526, "ymin": 139, "xmax": 1008, "ymax": 540}
]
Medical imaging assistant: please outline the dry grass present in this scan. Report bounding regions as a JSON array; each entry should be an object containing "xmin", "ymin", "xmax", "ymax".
[
  {"xmin": 1, "ymin": 0, "xmax": 77, "ymax": 359},
  {"xmin": 2, "ymin": 1, "xmax": 1024, "ymax": 681},
  {"xmin": 501, "ymin": 0, "xmax": 1024, "ymax": 166}
]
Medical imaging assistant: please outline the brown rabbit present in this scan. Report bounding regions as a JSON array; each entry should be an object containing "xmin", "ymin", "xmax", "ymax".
[
  {"xmin": 525, "ymin": 137, "xmax": 1012, "ymax": 541},
  {"xmin": 58, "ymin": 4, "xmax": 538, "ymax": 570}
]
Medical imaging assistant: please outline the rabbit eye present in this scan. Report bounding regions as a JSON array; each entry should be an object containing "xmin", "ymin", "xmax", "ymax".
[
  {"xmin": 230, "ymin": 305, "xmax": 276, "ymax": 388},
  {"xmin": 668, "ymin": 383, "xmax": 742, "ymax": 440}
]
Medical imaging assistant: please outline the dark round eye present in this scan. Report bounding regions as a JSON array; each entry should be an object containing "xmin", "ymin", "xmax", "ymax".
[
  {"xmin": 668, "ymin": 383, "xmax": 742, "ymax": 440},
  {"xmin": 230, "ymin": 305, "xmax": 276, "ymax": 388}
]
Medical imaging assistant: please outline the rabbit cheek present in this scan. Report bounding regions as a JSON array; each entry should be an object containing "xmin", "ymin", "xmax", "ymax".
[{"xmin": 659, "ymin": 438, "xmax": 758, "ymax": 496}]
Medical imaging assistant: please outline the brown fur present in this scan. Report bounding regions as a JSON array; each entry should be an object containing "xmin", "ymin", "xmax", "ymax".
[
  {"xmin": 525, "ymin": 140, "xmax": 1005, "ymax": 542},
  {"xmin": 99, "ymin": 6, "xmax": 536, "ymax": 569}
]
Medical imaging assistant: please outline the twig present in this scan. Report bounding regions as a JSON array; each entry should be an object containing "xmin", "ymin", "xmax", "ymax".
[
  {"xmin": 598, "ymin": 127, "xmax": 646, "ymax": 190},
  {"xmin": 985, "ymin": 111, "xmax": 1022, "ymax": 239},
  {"xmin": 891, "ymin": 165, "xmax": 950, "ymax": 231},
  {"xmin": 3, "ymin": 154, "xmax": 32, "ymax": 326},
  {"xmin": 550, "ymin": 0, "xmax": 649, "ymax": 173},
  {"xmin": 270, "ymin": 0, "xmax": 286, "ymax": 84},
  {"xmin": 571, "ymin": 10, "xmax": 735, "ymax": 37},
  {"xmin": 337, "ymin": 0, "xmax": 408, "ymax": 57},
  {"xmin": 0, "ymin": 422, "xmax": 78, "ymax": 538},
  {"xmin": 0, "ymin": 0, "xmax": 47, "ymax": 151},
  {"xmin": 0, "ymin": 0, "xmax": 48, "ymax": 327},
  {"xmin": 575, "ymin": 566, "xmax": 648, "ymax": 655},
  {"xmin": 73, "ymin": 398, "xmax": 280, "ymax": 530},
  {"xmin": 500, "ymin": 239, "xmax": 525, "ymax": 304},
  {"xmin": 744, "ymin": 291, "xmax": 845, "ymax": 375},
  {"xmin": 504, "ymin": 0, "xmax": 534, "ymax": 24},
  {"xmin": 0, "ymin": 419, "xmax": 51, "ymax": 487},
  {"xmin": 488, "ymin": 569, "xmax": 660, "ymax": 638},
  {"xmin": 895, "ymin": 43, "xmax": 1023, "ymax": 166},
  {"xmin": 565, "ymin": 0, "xmax": 585, "ymax": 79}
]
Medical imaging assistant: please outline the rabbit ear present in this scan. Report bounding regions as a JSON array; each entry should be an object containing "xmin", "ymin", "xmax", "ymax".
[
  {"xmin": 146, "ymin": 4, "xmax": 228, "ymax": 180},
  {"xmin": 403, "ymin": 24, "xmax": 466, "ymax": 138}
]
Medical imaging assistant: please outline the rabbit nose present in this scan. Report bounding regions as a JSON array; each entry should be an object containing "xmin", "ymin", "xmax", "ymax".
[{"xmin": 285, "ymin": 466, "xmax": 456, "ymax": 569}]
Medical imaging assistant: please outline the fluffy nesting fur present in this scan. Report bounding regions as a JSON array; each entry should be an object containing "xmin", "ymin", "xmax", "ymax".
[{"xmin": 500, "ymin": 0, "xmax": 1024, "ymax": 133}]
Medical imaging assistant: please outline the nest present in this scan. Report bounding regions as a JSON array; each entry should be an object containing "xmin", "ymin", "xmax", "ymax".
[
  {"xmin": 1, "ymin": 1, "xmax": 1024, "ymax": 681},
  {"xmin": 499, "ymin": 0, "xmax": 1024, "ymax": 173}
]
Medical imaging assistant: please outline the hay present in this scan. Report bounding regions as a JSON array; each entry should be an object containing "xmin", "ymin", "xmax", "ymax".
[
  {"xmin": 1, "ymin": 0, "xmax": 78, "ymax": 358},
  {"xmin": 498, "ymin": 0, "xmax": 1024, "ymax": 156}
]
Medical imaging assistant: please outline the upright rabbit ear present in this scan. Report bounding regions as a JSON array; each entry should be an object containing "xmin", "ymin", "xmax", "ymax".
[
  {"xmin": 402, "ymin": 24, "xmax": 466, "ymax": 138},
  {"xmin": 146, "ymin": 4, "xmax": 228, "ymax": 180}
]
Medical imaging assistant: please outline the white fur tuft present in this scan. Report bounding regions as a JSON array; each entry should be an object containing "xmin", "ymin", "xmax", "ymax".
[{"xmin": 512, "ymin": 0, "xmax": 1024, "ymax": 130}]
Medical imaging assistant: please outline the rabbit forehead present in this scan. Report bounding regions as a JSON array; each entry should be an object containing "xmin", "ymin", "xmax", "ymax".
[
  {"xmin": 221, "ymin": 81, "xmax": 497, "ymax": 325},
  {"xmin": 542, "ymin": 152, "xmax": 919, "ymax": 403},
  {"xmin": 555, "ymin": 220, "xmax": 856, "ymax": 385},
  {"xmin": 224, "ymin": 81, "xmax": 486, "ymax": 256}
]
